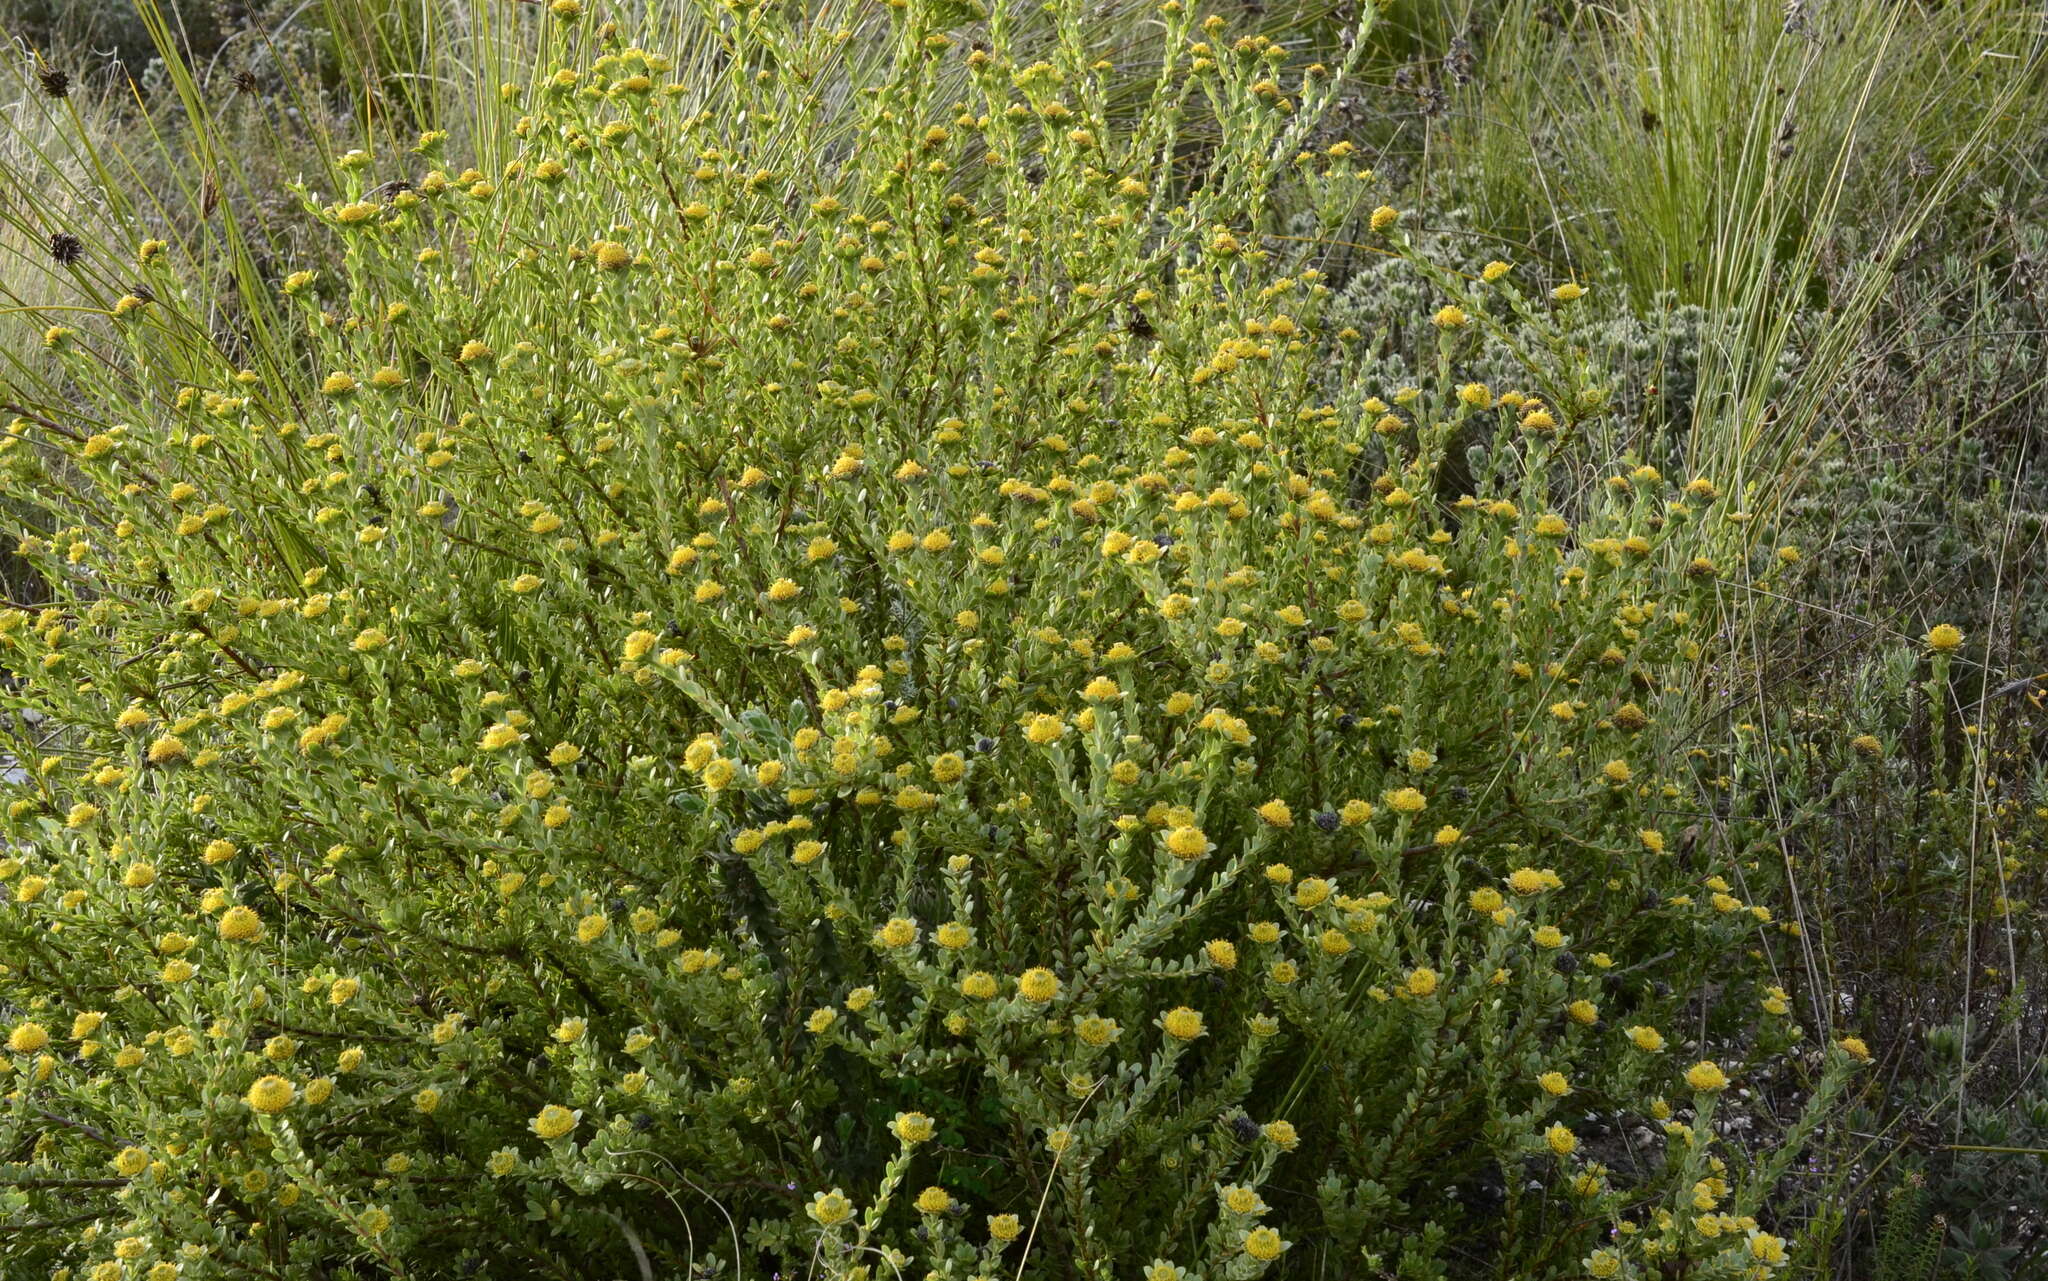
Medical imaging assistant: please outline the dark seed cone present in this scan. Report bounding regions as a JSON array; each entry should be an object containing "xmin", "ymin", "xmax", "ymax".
[
  {"xmin": 37, "ymin": 66, "xmax": 70, "ymax": 99},
  {"xmin": 48, "ymin": 232, "xmax": 83, "ymax": 266}
]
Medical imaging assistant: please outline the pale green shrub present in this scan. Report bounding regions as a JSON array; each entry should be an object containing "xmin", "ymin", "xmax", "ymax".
[
  {"xmin": 1319, "ymin": 209, "xmax": 1800, "ymax": 458},
  {"xmin": 0, "ymin": 3, "xmax": 1863, "ymax": 1277}
]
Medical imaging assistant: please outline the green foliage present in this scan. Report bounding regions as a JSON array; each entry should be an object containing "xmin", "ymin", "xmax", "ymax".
[
  {"xmin": 1406, "ymin": 0, "xmax": 2048, "ymax": 528},
  {"xmin": 0, "ymin": 3, "xmax": 1870, "ymax": 1278},
  {"xmin": 1859, "ymin": 1041, "xmax": 2048, "ymax": 1281},
  {"xmin": 0, "ymin": 0, "xmax": 233, "ymax": 70},
  {"xmin": 1436, "ymin": 0, "xmax": 2048, "ymax": 306},
  {"xmin": 1873, "ymin": 1175, "xmax": 1939, "ymax": 1281}
]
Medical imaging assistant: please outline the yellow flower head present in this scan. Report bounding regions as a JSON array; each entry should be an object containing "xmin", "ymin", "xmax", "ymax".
[
  {"xmin": 1160, "ymin": 1007, "xmax": 1205, "ymax": 1041},
  {"xmin": 245, "ymin": 1075, "xmax": 295, "ymax": 1114},
  {"xmin": 1024, "ymin": 714, "xmax": 1066, "ymax": 745},
  {"xmin": 1017, "ymin": 966, "xmax": 1061, "ymax": 1003},
  {"xmin": 960, "ymin": 971, "xmax": 998, "ymax": 999},
  {"xmin": 1684, "ymin": 1060, "xmax": 1729, "ymax": 1092},
  {"xmin": 1220, "ymin": 1184, "xmax": 1266, "ymax": 1217},
  {"xmin": 1074, "ymin": 1014, "xmax": 1122, "ymax": 1047},
  {"xmin": 217, "ymin": 906, "xmax": 263, "ymax": 942},
  {"xmin": 1164, "ymin": 825, "xmax": 1210, "ymax": 859},
  {"xmin": 531, "ymin": 1104, "xmax": 578, "ymax": 1140},
  {"xmin": 1243, "ymin": 1227, "xmax": 1286, "ymax": 1260},
  {"xmin": 891, "ymin": 1111, "xmax": 936, "ymax": 1144},
  {"xmin": 808, "ymin": 1189, "xmax": 854, "ymax": 1226}
]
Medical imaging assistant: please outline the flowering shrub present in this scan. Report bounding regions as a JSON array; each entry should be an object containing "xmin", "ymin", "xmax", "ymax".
[{"xmin": 0, "ymin": 2, "xmax": 1865, "ymax": 1277}]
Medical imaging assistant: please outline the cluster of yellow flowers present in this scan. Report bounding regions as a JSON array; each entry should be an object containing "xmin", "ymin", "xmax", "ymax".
[{"xmin": 0, "ymin": 3, "xmax": 1873, "ymax": 1278}]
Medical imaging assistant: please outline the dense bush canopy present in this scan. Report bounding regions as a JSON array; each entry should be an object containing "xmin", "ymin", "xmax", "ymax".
[{"xmin": 0, "ymin": 3, "xmax": 1912, "ymax": 1279}]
